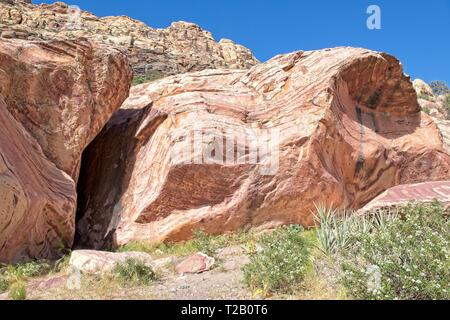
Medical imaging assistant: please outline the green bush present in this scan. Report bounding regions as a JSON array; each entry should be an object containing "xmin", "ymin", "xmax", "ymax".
[
  {"xmin": 0, "ymin": 275, "xmax": 9, "ymax": 293},
  {"xmin": 191, "ymin": 230, "xmax": 218, "ymax": 256},
  {"xmin": 429, "ymin": 80, "xmax": 450, "ymax": 96},
  {"xmin": 443, "ymin": 94, "xmax": 450, "ymax": 119},
  {"xmin": 417, "ymin": 93, "xmax": 434, "ymax": 101},
  {"xmin": 132, "ymin": 71, "xmax": 165, "ymax": 86},
  {"xmin": 340, "ymin": 202, "xmax": 449, "ymax": 300},
  {"xmin": 7, "ymin": 261, "xmax": 51, "ymax": 278},
  {"xmin": 114, "ymin": 259, "xmax": 156, "ymax": 286},
  {"xmin": 119, "ymin": 230, "xmax": 255, "ymax": 258},
  {"xmin": 8, "ymin": 281, "xmax": 26, "ymax": 300},
  {"xmin": 243, "ymin": 225, "xmax": 311, "ymax": 295}
]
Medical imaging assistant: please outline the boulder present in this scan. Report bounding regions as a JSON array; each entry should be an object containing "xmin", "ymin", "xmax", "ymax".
[
  {"xmin": 175, "ymin": 253, "xmax": 215, "ymax": 275},
  {"xmin": 0, "ymin": 38, "xmax": 132, "ymax": 263},
  {"xmin": 69, "ymin": 250, "xmax": 155, "ymax": 275},
  {"xmin": 76, "ymin": 47, "xmax": 450, "ymax": 249},
  {"xmin": 359, "ymin": 181, "xmax": 450, "ymax": 213}
]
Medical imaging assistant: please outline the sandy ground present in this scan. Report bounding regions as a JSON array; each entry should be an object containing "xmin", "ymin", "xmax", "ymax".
[{"xmin": 1, "ymin": 246, "xmax": 254, "ymax": 300}]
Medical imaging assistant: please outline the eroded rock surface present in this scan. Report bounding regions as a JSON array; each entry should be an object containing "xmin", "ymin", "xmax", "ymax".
[
  {"xmin": 0, "ymin": 38, "xmax": 132, "ymax": 263},
  {"xmin": 76, "ymin": 47, "xmax": 450, "ymax": 249},
  {"xmin": 412, "ymin": 79, "xmax": 449, "ymax": 152},
  {"xmin": 0, "ymin": 1, "xmax": 258, "ymax": 78},
  {"xmin": 69, "ymin": 250, "xmax": 154, "ymax": 275},
  {"xmin": 175, "ymin": 253, "xmax": 215, "ymax": 275},
  {"xmin": 359, "ymin": 181, "xmax": 450, "ymax": 213}
]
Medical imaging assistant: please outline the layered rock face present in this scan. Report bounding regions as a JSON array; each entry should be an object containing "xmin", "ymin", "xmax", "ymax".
[
  {"xmin": 0, "ymin": 38, "xmax": 132, "ymax": 262},
  {"xmin": 0, "ymin": 1, "xmax": 258, "ymax": 77},
  {"xmin": 412, "ymin": 79, "xmax": 450, "ymax": 152},
  {"xmin": 359, "ymin": 181, "xmax": 450, "ymax": 214},
  {"xmin": 76, "ymin": 47, "xmax": 450, "ymax": 249},
  {"xmin": 435, "ymin": 118, "xmax": 450, "ymax": 153}
]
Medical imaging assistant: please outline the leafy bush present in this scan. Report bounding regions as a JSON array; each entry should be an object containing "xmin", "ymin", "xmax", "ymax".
[
  {"xmin": 417, "ymin": 93, "xmax": 434, "ymax": 101},
  {"xmin": 0, "ymin": 275, "xmax": 9, "ymax": 293},
  {"xmin": 132, "ymin": 71, "xmax": 165, "ymax": 86},
  {"xmin": 443, "ymin": 94, "xmax": 450, "ymax": 119},
  {"xmin": 8, "ymin": 281, "xmax": 26, "ymax": 300},
  {"xmin": 429, "ymin": 80, "xmax": 450, "ymax": 96},
  {"xmin": 119, "ymin": 230, "xmax": 255, "ymax": 258},
  {"xmin": 114, "ymin": 259, "xmax": 156, "ymax": 286},
  {"xmin": 243, "ymin": 225, "xmax": 311, "ymax": 295},
  {"xmin": 340, "ymin": 202, "xmax": 449, "ymax": 300},
  {"xmin": 190, "ymin": 230, "xmax": 225, "ymax": 256},
  {"xmin": 422, "ymin": 107, "xmax": 431, "ymax": 115},
  {"xmin": 7, "ymin": 261, "xmax": 51, "ymax": 278}
]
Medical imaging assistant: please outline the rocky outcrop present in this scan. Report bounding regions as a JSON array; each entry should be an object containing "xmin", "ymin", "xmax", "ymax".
[
  {"xmin": 76, "ymin": 47, "xmax": 450, "ymax": 249},
  {"xmin": 412, "ymin": 79, "xmax": 449, "ymax": 153},
  {"xmin": 175, "ymin": 253, "xmax": 215, "ymax": 275},
  {"xmin": 0, "ymin": 1, "xmax": 258, "ymax": 78},
  {"xmin": 413, "ymin": 79, "xmax": 449, "ymax": 119},
  {"xmin": 0, "ymin": 38, "xmax": 132, "ymax": 263},
  {"xmin": 0, "ymin": 0, "xmax": 31, "ymax": 4},
  {"xmin": 413, "ymin": 79, "xmax": 434, "ymax": 97},
  {"xmin": 359, "ymin": 181, "xmax": 450, "ymax": 213},
  {"xmin": 434, "ymin": 118, "xmax": 450, "ymax": 153},
  {"xmin": 69, "ymin": 250, "xmax": 155, "ymax": 275}
]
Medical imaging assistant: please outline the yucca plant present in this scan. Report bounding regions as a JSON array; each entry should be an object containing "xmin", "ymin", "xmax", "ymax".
[
  {"xmin": 313, "ymin": 204, "xmax": 397, "ymax": 255},
  {"xmin": 314, "ymin": 204, "xmax": 355, "ymax": 255}
]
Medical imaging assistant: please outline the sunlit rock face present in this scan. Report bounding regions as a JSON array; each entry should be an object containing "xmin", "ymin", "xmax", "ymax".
[
  {"xmin": 0, "ymin": 1, "xmax": 258, "ymax": 77},
  {"xmin": 0, "ymin": 38, "xmax": 132, "ymax": 263},
  {"xmin": 76, "ymin": 47, "xmax": 450, "ymax": 250},
  {"xmin": 359, "ymin": 181, "xmax": 450, "ymax": 213}
]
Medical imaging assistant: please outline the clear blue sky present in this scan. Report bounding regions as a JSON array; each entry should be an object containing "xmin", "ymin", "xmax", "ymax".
[{"xmin": 35, "ymin": 0, "xmax": 450, "ymax": 84}]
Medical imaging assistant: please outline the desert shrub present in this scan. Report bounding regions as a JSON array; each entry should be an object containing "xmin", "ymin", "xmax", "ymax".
[
  {"xmin": 190, "ymin": 230, "xmax": 256, "ymax": 256},
  {"xmin": 243, "ymin": 225, "xmax": 311, "ymax": 295},
  {"xmin": 132, "ymin": 70, "xmax": 164, "ymax": 86},
  {"xmin": 118, "ymin": 241, "xmax": 156, "ymax": 254},
  {"xmin": 190, "ymin": 230, "xmax": 216, "ymax": 256},
  {"xmin": 8, "ymin": 281, "xmax": 26, "ymax": 300},
  {"xmin": 6, "ymin": 261, "xmax": 51, "ymax": 278},
  {"xmin": 0, "ymin": 275, "xmax": 9, "ymax": 293},
  {"xmin": 443, "ymin": 94, "xmax": 450, "ymax": 119},
  {"xmin": 429, "ymin": 80, "xmax": 450, "ymax": 96},
  {"xmin": 114, "ymin": 259, "xmax": 156, "ymax": 286},
  {"xmin": 119, "ymin": 230, "xmax": 255, "ymax": 258},
  {"xmin": 417, "ymin": 93, "xmax": 434, "ymax": 101},
  {"xmin": 422, "ymin": 107, "xmax": 431, "ymax": 115},
  {"xmin": 340, "ymin": 201, "xmax": 449, "ymax": 300}
]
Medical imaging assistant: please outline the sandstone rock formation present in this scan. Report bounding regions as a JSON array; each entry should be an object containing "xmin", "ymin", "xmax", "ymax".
[
  {"xmin": 0, "ymin": 0, "xmax": 30, "ymax": 4},
  {"xmin": 76, "ymin": 47, "xmax": 450, "ymax": 249},
  {"xmin": 69, "ymin": 250, "xmax": 155, "ymax": 275},
  {"xmin": 413, "ymin": 79, "xmax": 434, "ymax": 97},
  {"xmin": 359, "ymin": 181, "xmax": 450, "ymax": 213},
  {"xmin": 0, "ymin": 1, "xmax": 258, "ymax": 78},
  {"xmin": 412, "ymin": 79, "xmax": 449, "ymax": 152},
  {"xmin": 175, "ymin": 253, "xmax": 215, "ymax": 275},
  {"xmin": 0, "ymin": 38, "xmax": 132, "ymax": 263},
  {"xmin": 434, "ymin": 118, "xmax": 450, "ymax": 153}
]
